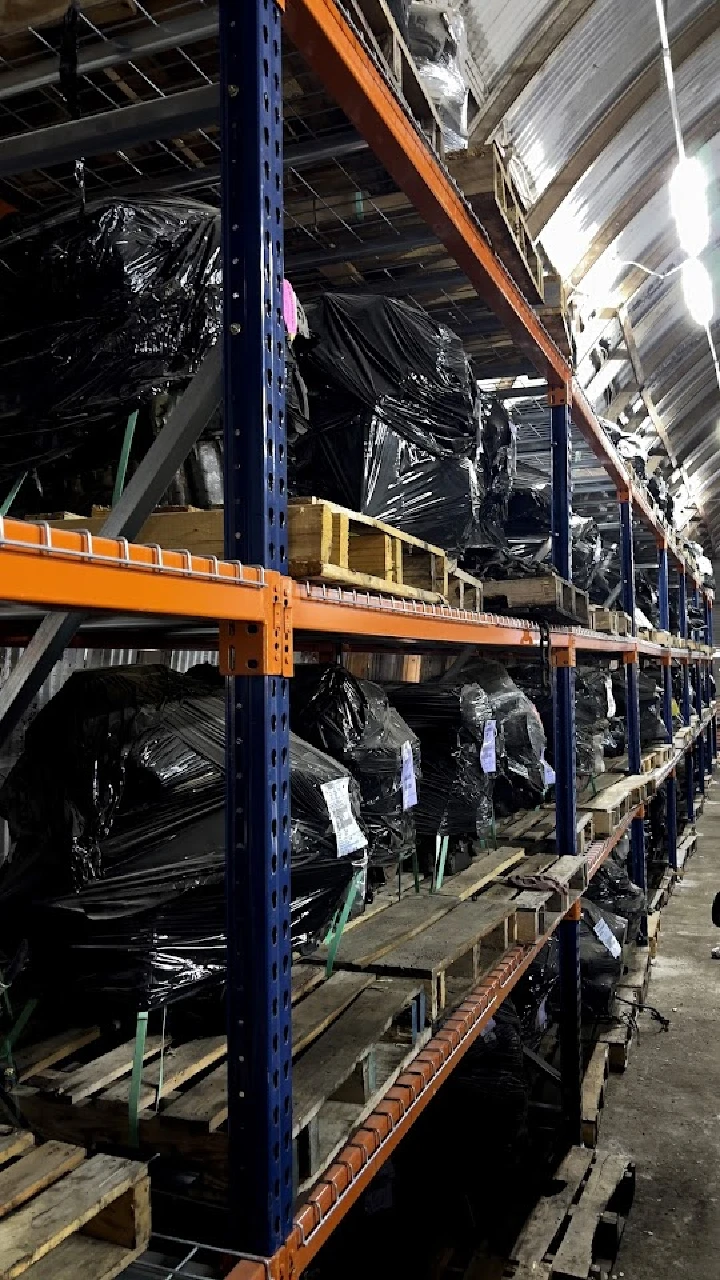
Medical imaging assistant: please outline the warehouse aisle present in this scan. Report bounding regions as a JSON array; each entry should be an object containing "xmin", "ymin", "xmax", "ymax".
[{"xmin": 602, "ymin": 789, "xmax": 720, "ymax": 1279}]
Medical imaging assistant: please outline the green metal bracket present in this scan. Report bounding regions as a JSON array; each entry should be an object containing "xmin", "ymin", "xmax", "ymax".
[
  {"xmin": 0, "ymin": 471, "xmax": 28, "ymax": 517},
  {"xmin": 432, "ymin": 835, "xmax": 450, "ymax": 892},
  {"xmin": 325, "ymin": 869, "xmax": 363, "ymax": 978},
  {"xmin": 128, "ymin": 1010, "xmax": 148, "ymax": 1146},
  {"xmin": 112, "ymin": 410, "xmax": 139, "ymax": 506}
]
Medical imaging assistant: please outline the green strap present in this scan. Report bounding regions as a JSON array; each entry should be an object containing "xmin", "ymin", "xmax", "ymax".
[
  {"xmin": 432, "ymin": 835, "xmax": 449, "ymax": 892},
  {"xmin": 325, "ymin": 870, "xmax": 363, "ymax": 977},
  {"xmin": 0, "ymin": 998, "xmax": 37, "ymax": 1070},
  {"xmin": 112, "ymin": 410, "xmax": 139, "ymax": 506},
  {"xmin": 0, "ymin": 471, "xmax": 28, "ymax": 517},
  {"xmin": 128, "ymin": 1010, "xmax": 148, "ymax": 1146}
]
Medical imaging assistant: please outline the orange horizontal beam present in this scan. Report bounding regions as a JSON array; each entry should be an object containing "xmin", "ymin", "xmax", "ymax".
[
  {"xmin": 283, "ymin": 0, "xmax": 568, "ymax": 389},
  {"xmin": 0, "ymin": 518, "xmax": 268, "ymax": 622}
]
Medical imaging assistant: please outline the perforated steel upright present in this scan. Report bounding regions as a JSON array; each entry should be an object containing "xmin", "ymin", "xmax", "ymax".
[
  {"xmin": 619, "ymin": 494, "xmax": 645, "ymax": 897},
  {"xmin": 550, "ymin": 394, "xmax": 581, "ymax": 1140},
  {"xmin": 221, "ymin": 0, "xmax": 293, "ymax": 1252},
  {"xmin": 658, "ymin": 542, "xmax": 677, "ymax": 869}
]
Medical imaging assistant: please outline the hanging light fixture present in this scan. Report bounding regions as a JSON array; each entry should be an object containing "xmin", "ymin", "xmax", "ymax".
[
  {"xmin": 670, "ymin": 156, "xmax": 710, "ymax": 258},
  {"xmin": 681, "ymin": 258, "xmax": 714, "ymax": 329}
]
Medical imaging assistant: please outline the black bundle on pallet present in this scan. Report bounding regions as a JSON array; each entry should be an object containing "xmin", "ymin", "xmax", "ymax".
[
  {"xmin": 611, "ymin": 668, "xmax": 670, "ymax": 747},
  {"xmin": 292, "ymin": 293, "xmax": 483, "ymax": 553},
  {"xmin": 0, "ymin": 199, "xmax": 220, "ymax": 506},
  {"xmin": 521, "ymin": 898, "xmax": 627, "ymax": 1023},
  {"xmin": 584, "ymin": 843, "xmax": 646, "ymax": 942},
  {"xmin": 515, "ymin": 663, "xmax": 614, "ymax": 782},
  {"xmin": 381, "ymin": 680, "xmax": 495, "ymax": 857},
  {"xmin": 0, "ymin": 665, "xmax": 361, "ymax": 1013},
  {"xmin": 291, "ymin": 665, "xmax": 420, "ymax": 870}
]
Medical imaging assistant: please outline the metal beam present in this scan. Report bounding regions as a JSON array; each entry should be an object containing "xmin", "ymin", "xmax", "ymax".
[
  {"xmin": 528, "ymin": 3, "xmax": 720, "ymax": 236},
  {"xmin": 568, "ymin": 107, "xmax": 720, "ymax": 285},
  {"xmin": 468, "ymin": 0, "xmax": 595, "ymax": 144},
  {"xmin": 0, "ymin": 78, "xmax": 366, "ymax": 178},
  {"xmin": 0, "ymin": 344, "xmax": 222, "ymax": 745},
  {"xmin": 0, "ymin": 8, "xmax": 219, "ymax": 102}
]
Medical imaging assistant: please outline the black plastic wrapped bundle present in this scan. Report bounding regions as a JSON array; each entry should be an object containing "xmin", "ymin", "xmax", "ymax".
[
  {"xmin": 382, "ymin": 681, "xmax": 495, "ymax": 843},
  {"xmin": 611, "ymin": 669, "xmax": 670, "ymax": 748},
  {"xmin": 293, "ymin": 294, "xmax": 481, "ymax": 553},
  {"xmin": 584, "ymin": 845, "xmax": 645, "ymax": 941},
  {"xmin": 291, "ymin": 666, "xmax": 418, "ymax": 868},
  {"xmin": 407, "ymin": 3, "xmax": 469, "ymax": 152},
  {"xmin": 446, "ymin": 660, "xmax": 548, "ymax": 813},
  {"xmin": 524, "ymin": 901, "xmax": 626, "ymax": 1019},
  {"xmin": 0, "ymin": 199, "xmax": 220, "ymax": 487},
  {"xmin": 513, "ymin": 664, "xmax": 611, "ymax": 783}
]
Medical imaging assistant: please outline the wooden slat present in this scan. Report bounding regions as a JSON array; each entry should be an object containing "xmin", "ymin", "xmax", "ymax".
[
  {"xmin": 436, "ymin": 848, "xmax": 525, "ymax": 899},
  {"xmin": 0, "ymin": 1154, "xmax": 148, "ymax": 1279},
  {"xmin": 366, "ymin": 888, "xmax": 517, "ymax": 977},
  {"xmin": 293, "ymin": 971, "xmax": 375, "ymax": 1055},
  {"xmin": 162, "ymin": 1065, "xmax": 228, "ymax": 1130},
  {"xmin": 325, "ymin": 892, "xmax": 458, "ymax": 968},
  {"xmin": 293, "ymin": 978, "xmax": 420, "ymax": 1133},
  {"xmin": 19, "ymin": 1234, "xmax": 140, "ymax": 1280},
  {"xmin": 49, "ymin": 1036, "xmax": 169, "ymax": 1104},
  {"xmin": 14, "ymin": 1029, "xmax": 101, "ymax": 1083},
  {"xmin": 0, "ymin": 1134, "xmax": 34, "ymax": 1169},
  {"xmin": 0, "ymin": 1143, "xmax": 85, "ymax": 1220},
  {"xmin": 100, "ymin": 1037, "xmax": 226, "ymax": 1109},
  {"xmin": 512, "ymin": 1146, "xmax": 594, "ymax": 1266}
]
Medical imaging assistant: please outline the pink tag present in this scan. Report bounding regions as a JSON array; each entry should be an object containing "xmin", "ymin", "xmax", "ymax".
[{"xmin": 283, "ymin": 279, "xmax": 298, "ymax": 339}]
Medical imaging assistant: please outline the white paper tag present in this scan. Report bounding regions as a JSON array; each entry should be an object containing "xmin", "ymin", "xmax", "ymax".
[
  {"xmin": 594, "ymin": 917, "xmax": 622, "ymax": 959},
  {"xmin": 479, "ymin": 719, "xmax": 497, "ymax": 773},
  {"xmin": 542, "ymin": 755, "xmax": 556, "ymax": 787},
  {"xmin": 401, "ymin": 740, "xmax": 417, "ymax": 809},
  {"xmin": 320, "ymin": 776, "xmax": 367, "ymax": 856},
  {"xmin": 605, "ymin": 675, "xmax": 616, "ymax": 718}
]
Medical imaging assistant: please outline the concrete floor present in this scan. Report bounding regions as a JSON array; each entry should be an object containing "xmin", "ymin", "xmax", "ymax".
[{"xmin": 603, "ymin": 784, "xmax": 720, "ymax": 1278}]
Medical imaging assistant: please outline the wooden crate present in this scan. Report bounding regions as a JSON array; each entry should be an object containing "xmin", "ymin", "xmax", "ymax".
[
  {"xmin": 588, "ymin": 606, "xmax": 621, "ymax": 635},
  {"xmin": 505, "ymin": 1147, "xmax": 635, "ymax": 1280},
  {"xmin": 496, "ymin": 808, "xmax": 595, "ymax": 856},
  {"xmin": 37, "ymin": 500, "xmax": 449, "ymax": 603},
  {"xmin": 14, "ymin": 971, "xmax": 426, "ymax": 1200},
  {"xmin": 577, "ymin": 771, "xmax": 644, "ymax": 835},
  {"xmin": 0, "ymin": 1134, "xmax": 149, "ymax": 1279},
  {"xmin": 483, "ymin": 574, "xmax": 590, "ymax": 626},
  {"xmin": 447, "ymin": 566, "xmax": 484, "ymax": 612}
]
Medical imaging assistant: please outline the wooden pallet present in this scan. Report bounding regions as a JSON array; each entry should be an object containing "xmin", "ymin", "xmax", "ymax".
[
  {"xmin": 676, "ymin": 829, "xmax": 697, "ymax": 874},
  {"xmin": 483, "ymin": 574, "xmax": 590, "ymax": 626},
  {"xmin": 38, "ymin": 501, "xmax": 450, "ymax": 603},
  {"xmin": 577, "ymin": 771, "xmax": 644, "ymax": 835},
  {"xmin": 649, "ymin": 867, "xmax": 676, "ymax": 912},
  {"xmin": 505, "ymin": 1146, "xmax": 635, "ymax": 1280},
  {"xmin": 616, "ymin": 945, "xmax": 652, "ymax": 1009},
  {"xmin": 647, "ymin": 911, "xmax": 661, "ymax": 961},
  {"xmin": 447, "ymin": 566, "xmax": 484, "ymax": 612},
  {"xmin": 327, "ymin": 885, "xmax": 518, "ymax": 1019},
  {"xmin": 0, "ymin": 1133, "xmax": 149, "ymax": 1279},
  {"xmin": 349, "ymin": 0, "xmax": 444, "ymax": 152},
  {"xmin": 447, "ymin": 143, "xmax": 544, "ymax": 303},
  {"xmin": 14, "ymin": 970, "xmax": 427, "ymax": 1198},
  {"xmin": 588, "ymin": 606, "xmax": 622, "ymax": 636},
  {"xmin": 496, "ymin": 808, "xmax": 595, "ymax": 856},
  {"xmin": 595, "ymin": 993, "xmax": 636, "ymax": 1072},
  {"xmin": 581, "ymin": 1043, "xmax": 609, "ymax": 1149}
]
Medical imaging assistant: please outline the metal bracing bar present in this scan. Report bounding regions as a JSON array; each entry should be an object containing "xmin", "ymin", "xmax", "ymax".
[
  {"xmin": 222, "ymin": 0, "xmax": 293, "ymax": 1252},
  {"xmin": 0, "ymin": 8, "xmax": 219, "ymax": 102},
  {"xmin": 0, "ymin": 346, "xmax": 222, "ymax": 746},
  {"xmin": 658, "ymin": 543, "xmax": 670, "ymax": 631},
  {"xmin": 550, "ymin": 399, "xmax": 572, "ymax": 581},
  {"xmin": 619, "ymin": 496, "xmax": 645, "ymax": 896}
]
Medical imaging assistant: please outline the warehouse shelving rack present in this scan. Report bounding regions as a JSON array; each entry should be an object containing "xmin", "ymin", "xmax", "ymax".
[{"xmin": 0, "ymin": 0, "xmax": 715, "ymax": 1276}]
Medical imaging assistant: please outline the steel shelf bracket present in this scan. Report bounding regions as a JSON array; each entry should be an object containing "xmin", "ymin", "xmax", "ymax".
[{"xmin": 220, "ymin": 575, "xmax": 293, "ymax": 677}]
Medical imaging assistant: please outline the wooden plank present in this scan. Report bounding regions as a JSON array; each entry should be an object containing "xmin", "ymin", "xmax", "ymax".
[
  {"xmin": 514, "ymin": 889, "xmax": 551, "ymax": 943},
  {"xmin": 551, "ymin": 1152, "xmax": 632, "ymax": 1280},
  {"xmin": 292, "ymin": 971, "xmax": 375, "ymax": 1055},
  {"xmin": 0, "ymin": 1142, "xmax": 85, "ymax": 1220},
  {"xmin": 325, "ymin": 892, "xmax": 458, "ymax": 968},
  {"xmin": 291, "ymin": 963, "xmax": 326, "ymax": 1003},
  {"xmin": 162, "ymin": 1065, "xmax": 228, "ymax": 1131},
  {"xmin": 436, "ymin": 848, "xmax": 525, "ymax": 899},
  {"xmin": 48, "ymin": 1036, "xmax": 169, "ymax": 1104},
  {"xmin": 292, "ymin": 978, "xmax": 420, "ymax": 1134},
  {"xmin": 512, "ymin": 1146, "xmax": 594, "ymax": 1266},
  {"xmin": 581, "ymin": 1044, "xmax": 609, "ymax": 1149},
  {"xmin": 0, "ymin": 1134, "xmax": 34, "ymax": 1169},
  {"xmin": 0, "ymin": 1153, "xmax": 148, "ymax": 1279},
  {"xmin": 20, "ymin": 1234, "xmax": 141, "ymax": 1280},
  {"xmin": 100, "ymin": 1037, "xmax": 226, "ymax": 1109},
  {"xmin": 367, "ymin": 890, "xmax": 516, "ymax": 975},
  {"xmin": 14, "ymin": 1030, "xmax": 101, "ymax": 1084}
]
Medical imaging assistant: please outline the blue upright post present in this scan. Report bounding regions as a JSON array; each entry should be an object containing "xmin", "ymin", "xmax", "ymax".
[
  {"xmin": 695, "ymin": 660, "xmax": 706, "ymax": 794},
  {"xmin": 550, "ymin": 389, "xmax": 581, "ymax": 1140},
  {"xmin": 658, "ymin": 541, "xmax": 677, "ymax": 870},
  {"xmin": 221, "ymin": 0, "xmax": 293, "ymax": 1251},
  {"xmin": 620, "ymin": 494, "xmax": 645, "ymax": 900}
]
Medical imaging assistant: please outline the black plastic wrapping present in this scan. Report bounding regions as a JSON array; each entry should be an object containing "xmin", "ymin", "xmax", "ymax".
[
  {"xmin": 293, "ymin": 294, "xmax": 482, "ymax": 553},
  {"xmin": 292, "ymin": 665, "xmax": 419, "ymax": 868},
  {"xmin": 611, "ymin": 669, "xmax": 670, "ymax": 747},
  {"xmin": 0, "ymin": 199, "xmax": 220, "ymax": 488},
  {"xmin": 515, "ymin": 663, "xmax": 613, "ymax": 782},
  {"xmin": 444, "ymin": 660, "xmax": 548, "ymax": 813},
  {"xmin": 584, "ymin": 844, "xmax": 646, "ymax": 942},
  {"xmin": 382, "ymin": 681, "xmax": 495, "ymax": 845},
  {"xmin": 0, "ymin": 665, "xmax": 361, "ymax": 1012},
  {"xmin": 523, "ymin": 900, "xmax": 627, "ymax": 1019},
  {"xmin": 407, "ymin": 2, "xmax": 469, "ymax": 151}
]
